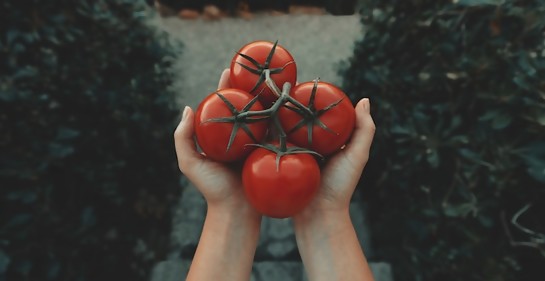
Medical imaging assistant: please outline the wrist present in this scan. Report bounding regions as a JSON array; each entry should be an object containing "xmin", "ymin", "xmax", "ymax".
[
  {"xmin": 293, "ymin": 207, "xmax": 351, "ymax": 238},
  {"xmin": 188, "ymin": 195, "xmax": 261, "ymax": 281},
  {"xmin": 207, "ymin": 200, "xmax": 262, "ymax": 225},
  {"xmin": 292, "ymin": 206, "xmax": 374, "ymax": 281}
]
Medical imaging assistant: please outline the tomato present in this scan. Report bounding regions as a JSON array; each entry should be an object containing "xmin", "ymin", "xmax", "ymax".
[
  {"xmin": 194, "ymin": 88, "xmax": 268, "ymax": 162},
  {"xmin": 242, "ymin": 143, "xmax": 320, "ymax": 218},
  {"xmin": 230, "ymin": 41, "xmax": 297, "ymax": 108},
  {"xmin": 278, "ymin": 81, "xmax": 355, "ymax": 156}
]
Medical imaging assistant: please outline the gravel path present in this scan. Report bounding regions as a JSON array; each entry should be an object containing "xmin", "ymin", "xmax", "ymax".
[{"xmin": 149, "ymin": 14, "xmax": 363, "ymax": 108}]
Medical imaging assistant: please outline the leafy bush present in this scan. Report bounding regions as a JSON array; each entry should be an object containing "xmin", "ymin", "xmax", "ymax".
[
  {"xmin": 1, "ymin": 0, "xmax": 181, "ymax": 280},
  {"xmin": 342, "ymin": 0, "xmax": 545, "ymax": 280}
]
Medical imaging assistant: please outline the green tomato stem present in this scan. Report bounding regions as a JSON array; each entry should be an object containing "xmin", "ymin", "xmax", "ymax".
[{"xmin": 264, "ymin": 69, "xmax": 282, "ymax": 98}]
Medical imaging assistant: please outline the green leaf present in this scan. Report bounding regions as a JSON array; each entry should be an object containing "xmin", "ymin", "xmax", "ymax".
[
  {"xmin": 478, "ymin": 215, "xmax": 494, "ymax": 228},
  {"xmin": 4, "ymin": 214, "xmax": 32, "ymax": 229},
  {"xmin": 513, "ymin": 75, "xmax": 531, "ymax": 91},
  {"xmin": 454, "ymin": 0, "xmax": 503, "ymax": 6},
  {"xmin": 516, "ymin": 142, "xmax": 545, "ymax": 183},
  {"xmin": 492, "ymin": 113, "xmax": 512, "ymax": 129},
  {"xmin": 47, "ymin": 260, "xmax": 61, "ymax": 280},
  {"xmin": 426, "ymin": 149, "xmax": 440, "ymax": 168},
  {"xmin": 6, "ymin": 29, "xmax": 19, "ymax": 45},
  {"xmin": 448, "ymin": 135, "xmax": 469, "ymax": 145},
  {"xmin": 12, "ymin": 66, "xmax": 38, "ymax": 80},
  {"xmin": 478, "ymin": 110, "xmax": 498, "ymax": 121},
  {"xmin": 536, "ymin": 113, "xmax": 545, "ymax": 126},
  {"xmin": 56, "ymin": 127, "xmax": 80, "ymax": 140},
  {"xmin": 0, "ymin": 249, "xmax": 10, "ymax": 274},
  {"xmin": 527, "ymin": 166, "xmax": 545, "ymax": 183},
  {"xmin": 517, "ymin": 142, "xmax": 545, "ymax": 154},
  {"xmin": 518, "ymin": 54, "xmax": 537, "ymax": 77},
  {"xmin": 7, "ymin": 191, "xmax": 37, "ymax": 204},
  {"xmin": 390, "ymin": 125, "xmax": 412, "ymax": 135},
  {"xmin": 459, "ymin": 148, "xmax": 479, "ymax": 160},
  {"xmin": 48, "ymin": 143, "xmax": 75, "ymax": 158},
  {"xmin": 81, "ymin": 207, "xmax": 96, "ymax": 228},
  {"xmin": 15, "ymin": 260, "xmax": 32, "ymax": 275},
  {"xmin": 422, "ymin": 208, "xmax": 439, "ymax": 217},
  {"xmin": 443, "ymin": 202, "xmax": 477, "ymax": 218}
]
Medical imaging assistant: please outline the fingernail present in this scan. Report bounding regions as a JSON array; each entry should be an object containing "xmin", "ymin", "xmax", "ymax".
[
  {"xmin": 362, "ymin": 98, "xmax": 370, "ymax": 111},
  {"xmin": 181, "ymin": 106, "xmax": 189, "ymax": 121}
]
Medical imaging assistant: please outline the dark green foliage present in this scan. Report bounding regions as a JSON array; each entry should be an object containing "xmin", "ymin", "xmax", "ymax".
[
  {"xmin": 343, "ymin": 0, "xmax": 545, "ymax": 280},
  {"xmin": 1, "ymin": 0, "xmax": 181, "ymax": 280}
]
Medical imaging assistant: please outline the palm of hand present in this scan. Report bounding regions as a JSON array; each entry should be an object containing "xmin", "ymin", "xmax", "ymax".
[
  {"xmin": 175, "ymin": 106, "xmax": 249, "ymax": 209},
  {"xmin": 301, "ymin": 99, "xmax": 374, "ymax": 213},
  {"xmin": 176, "ymin": 70, "xmax": 374, "ymax": 216},
  {"xmin": 189, "ymin": 157, "xmax": 244, "ymax": 205},
  {"xmin": 316, "ymin": 147, "xmax": 369, "ymax": 209}
]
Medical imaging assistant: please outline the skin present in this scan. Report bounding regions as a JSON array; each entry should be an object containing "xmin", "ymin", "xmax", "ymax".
[
  {"xmin": 292, "ymin": 92, "xmax": 376, "ymax": 281},
  {"xmin": 174, "ymin": 69, "xmax": 376, "ymax": 281}
]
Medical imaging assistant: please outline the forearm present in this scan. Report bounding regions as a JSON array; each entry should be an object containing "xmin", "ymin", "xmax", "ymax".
[
  {"xmin": 293, "ymin": 208, "xmax": 375, "ymax": 281},
  {"xmin": 186, "ymin": 204, "xmax": 261, "ymax": 281}
]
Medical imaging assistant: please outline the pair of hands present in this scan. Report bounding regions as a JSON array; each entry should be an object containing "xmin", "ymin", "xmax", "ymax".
[{"xmin": 174, "ymin": 69, "xmax": 376, "ymax": 221}]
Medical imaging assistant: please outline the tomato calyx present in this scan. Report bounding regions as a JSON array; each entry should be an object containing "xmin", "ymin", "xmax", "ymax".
[
  {"xmin": 236, "ymin": 40, "xmax": 295, "ymax": 95},
  {"xmin": 283, "ymin": 79, "xmax": 343, "ymax": 145},
  {"xmin": 248, "ymin": 142, "xmax": 323, "ymax": 171},
  {"xmin": 203, "ymin": 91, "xmax": 268, "ymax": 152},
  {"xmin": 241, "ymin": 80, "xmax": 324, "ymax": 171}
]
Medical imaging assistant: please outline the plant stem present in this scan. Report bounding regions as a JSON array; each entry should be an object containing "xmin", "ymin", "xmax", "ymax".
[
  {"xmin": 236, "ymin": 69, "xmax": 315, "ymax": 153},
  {"xmin": 274, "ymin": 114, "xmax": 288, "ymax": 152},
  {"xmin": 286, "ymin": 95, "xmax": 314, "ymax": 116},
  {"xmin": 237, "ymin": 83, "xmax": 291, "ymax": 119},
  {"xmin": 264, "ymin": 69, "xmax": 313, "ymax": 116},
  {"xmin": 264, "ymin": 69, "xmax": 282, "ymax": 98}
]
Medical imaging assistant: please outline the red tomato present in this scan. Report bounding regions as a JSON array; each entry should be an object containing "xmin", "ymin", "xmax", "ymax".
[
  {"xmin": 194, "ymin": 88, "xmax": 268, "ymax": 162},
  {"xmin": 242, "ymin": 143, "xmax": 320, "ymax": 218},
  {"xmin": 230, "ymin": 41, "xmax": 297, "ymax": 108},
  {"xmin": 278, "ymin": 81, "xmax": 355, "ymax": 156}
]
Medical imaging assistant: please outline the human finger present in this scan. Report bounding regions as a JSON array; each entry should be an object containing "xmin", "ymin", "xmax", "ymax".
[
  {"xmin": 217, "ymin": 68, "xmax": 231, "ymax": 89},
  {"xmin": 343, "ymin": 98, "xmax": 376, "ymax": 166},
  {"xmin": 174, "ymin": 106, "xmax": 203, "ymax": 173}
]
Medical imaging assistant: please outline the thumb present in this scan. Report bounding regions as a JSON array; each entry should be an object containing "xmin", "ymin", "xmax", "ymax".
[
  {"xmin": 174, "ymin": 106, "xmax": 203, "ymax": 173},
  {"xmin": 343, "ymin": 98, "xmax": 376, "ymax": 167},
  {"xmin": 217, "ymin": 68, "xmax": 231, "ymax": 89}
]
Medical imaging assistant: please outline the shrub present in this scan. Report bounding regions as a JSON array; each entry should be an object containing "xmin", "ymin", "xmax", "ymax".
[
  {"xmin": 342, "ymin": 0, "xmax": 545, "ymax": 280},
  {"xmin": 0, "ymin": 0, "xmax": 181, "ymax": 280}
]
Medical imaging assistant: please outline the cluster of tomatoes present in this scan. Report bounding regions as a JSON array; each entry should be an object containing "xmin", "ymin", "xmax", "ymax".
[{"xmin": 194, "ymin": 41, "xmax": 355, "ymax": 218}]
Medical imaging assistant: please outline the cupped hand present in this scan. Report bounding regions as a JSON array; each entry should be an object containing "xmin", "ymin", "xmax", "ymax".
[
  {"xmin": 173, "ymin": 69, "xmax": 254, "ymax": 211},
  {"xmin": 297, "ymin": 98, "xmax": 376, "ymax": 215}
]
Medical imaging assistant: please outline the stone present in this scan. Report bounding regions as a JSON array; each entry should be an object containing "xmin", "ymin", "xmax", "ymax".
[
  {"xmin": 150, "ymin": 259, "xmax": 191, "ymax": 281},
  {"xmin": 178, "ymin": 9, "xmax": 200, "ymax": 20},
  {"xmin": 236, "ymin": 1, "xmax": 254, "ymax": 20},
  {"xmin": 252, "ymin": 262, "xmax": 392, "ymax": 281},
  {"xmin": 265, "ymin": 239, "xmax": 297, "ymax": 259},
  {"xmin": 288, "ymin": 5, "xmax": 326, "ymax": 15},
  {"xmin": 251, "ymin": 261, "xmax": 305, "ymax": 281},
  {"xmin": 170, "ymin": 182, "xmax": 207, "ymax": 249},
  {"xmin": 370, "ymin": 262, "xmax": 394, "ymax": 281},
  {"xmin": 149, "ymin": 259, "xmax": 393, "ymax": 281},
  {"xmin": 203, "ymin": 5, "xmax": 224, "ymax": 21},
  {"xmin": 257, "ymin": 217, "xmax": 297, "ymax": 259},
  {"xmin": 349, "ymin": 199, "xmax": 374, "ymax": 258},
  {"xmin": 264, "ymin": 217, "xmax": 294, "ymax": 240}
]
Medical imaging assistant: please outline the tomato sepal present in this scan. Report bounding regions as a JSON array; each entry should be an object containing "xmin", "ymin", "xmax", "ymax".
[
  {"xmin": 246, "ymin": 142, "xmax": 323, "ymax": 171},
  {"xmin": 283, "ymin": 79, "xmax": 344, "ymax": 145},
  {"xmin": 202, "ymin": 91, "xmax": 266, "ymax": 152}
]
